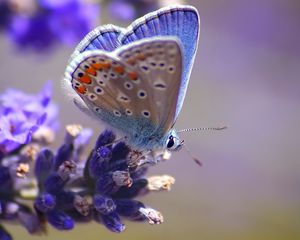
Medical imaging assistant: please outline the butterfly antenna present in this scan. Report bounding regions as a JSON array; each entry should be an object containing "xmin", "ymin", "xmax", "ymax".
[
  {"xmin": 177, "ymin": 126, "xmax": 228, "ymax": 133},
  {"xmin": 172, "ymin": 138, "xmax": 202, "ymax": 167},
  {"xmin": 180, "ymin": 140, "xmax": 202, "ymax": 166}
]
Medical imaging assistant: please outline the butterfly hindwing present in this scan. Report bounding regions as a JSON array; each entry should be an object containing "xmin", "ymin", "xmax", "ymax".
[
  {"xmin": 116, "ymin": 37, "xmax": 182, "ymax": 132},
  {"xmin": 120, "ymin": 5, "xmax": 199, "ymax": 119},
  {"xmin": 65, "ymin": 37, "xmax": 182, "ymax": 138}
]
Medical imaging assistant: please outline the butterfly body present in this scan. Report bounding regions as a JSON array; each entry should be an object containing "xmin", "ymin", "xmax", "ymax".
[{"xmin": 64, "ymin": 5, "xmax": 199, "ymax": 153}]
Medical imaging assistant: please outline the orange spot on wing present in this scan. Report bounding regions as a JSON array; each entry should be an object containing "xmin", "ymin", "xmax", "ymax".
[
  {"xmin": 137, "ymin": 54, "xmax": 146, "ymax": 61},
  {"xmin": 91, "ymin": 63, "xmax": 102, "ymax": 70},
  {"xmin": 79, "ymin": 74, "xmax": 92, "ymax": 84},
  {"xmin": 127, "ymin": 71, "xmax": 138, "ymax": 81},
  {"xmin": 126, "ymin": 58, "xmax": 136, "ymax": 66},
  {"xmin": 92, "ymin": 62, "xmax": 111, "ymax": 70},
  {"xmin": 102, "ymin": 62, "xmax": 111, "ymax": 69},
  {"xmin": 113, "ymin": 66, "xmax": 125, "ymax": 75},
  {"xmin": 85, "ymin": 67, "xmax": 97, "ymax": 76},
  {"xmin": 76, "ymin": 85, "xmax": 87, "ymax": 94},
  {"xmin": 91, "ymin": 62, "xmax": 111, "ymax": 70}
]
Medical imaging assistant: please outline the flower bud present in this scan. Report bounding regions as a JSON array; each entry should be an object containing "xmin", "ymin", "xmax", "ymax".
[{"xmin": 47, "ymin": 210, "xmax": 74, "ymax": 230}]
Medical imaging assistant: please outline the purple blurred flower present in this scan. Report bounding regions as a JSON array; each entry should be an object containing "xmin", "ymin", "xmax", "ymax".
[
  {"xmin": 0, "ymin": 1, "xmax": 12, "ymax": 30},
  {"xmin": 39, "ymin": 0, "xmax": 74, "ymax": 9},
  {"xmin": 108, "ymin": 0, "xmax": 136, "ymax": 22},
  {"xmin": 0, "ymin": 112, "xmax": 36, "ymax": 154},
  {"xmin": 108, "ymin": 0, "xmax": 163, "ymax": 22},
  {"xmin": 8, "ymin": 13, "xmax": 58, "ymax": 52},
  {"xmin": 0, "ymin": 81, "xmax": 58, "ymax": 154},
  {"xmin": 8, "ymin": 0, "xmax": 100, "ymax": 52},
  {"xmin": 47, "ymin": 0, "xmax": 100, "ymax": 46}
]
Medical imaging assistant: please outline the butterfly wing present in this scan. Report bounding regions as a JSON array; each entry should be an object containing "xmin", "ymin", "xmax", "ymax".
[
  {"xmin": 64, "ymin": 25, "xmax": 126, "ymax": 117},
  {"xmin": 120, "ymin": 5, "xmax": 200, "ymax": 119},
  {"xmin": 64, "ymin": 37, "xmax": 183, "ymax": 149},
  {"xmin": 116, "ymin": 37, "xmax": 182, "ymax": 132},
  {"xmin": 69, "ymin": 25, "xmax": 125, "ymax": 62}
]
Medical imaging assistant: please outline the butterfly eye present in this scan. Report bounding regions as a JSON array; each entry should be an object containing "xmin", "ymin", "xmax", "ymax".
[{"xmin": 166, "ymin": 136, "xmax": 175, "ymax": 149}]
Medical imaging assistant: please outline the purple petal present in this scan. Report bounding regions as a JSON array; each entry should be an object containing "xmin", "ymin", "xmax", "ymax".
[
  {"xmin": 34, "ymin": 149, "xmax": 54, "ymax": 184},
  {"xmin": 47, "ymin": 210, "xmax": 74, "ymax": 230},
  {"xmin": 35, "ymin": 193, "xmax": 56, "ymax": 213},
  {"xmin": 39, "ymin": 81, "xmax": 52, "ymax": 107},
  {"xmin": 115, "ymin": 199, "xmax": 145, "ymax": 219},
  {"xmin": 0, "ymin": 82, "xmax": 59, "ymax": 153},
  {"xmin": 36, "ymin": 113, "xmax": 47, "ymax": 126},
  {"xmin": 101, "ymin": 212, "xmax": 125, "ymax": 233}
]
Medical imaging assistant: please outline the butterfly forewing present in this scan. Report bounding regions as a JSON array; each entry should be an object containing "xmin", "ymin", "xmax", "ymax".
[
  {"xmin": 69, "ymin": 25, "xmax": 125, "ymax": 63},
  {"xmin": 120, "ymin": 5, "xmax": 199, "ymax": 120}
]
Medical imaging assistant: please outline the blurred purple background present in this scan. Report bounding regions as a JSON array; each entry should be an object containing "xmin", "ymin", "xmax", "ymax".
[{"xmin": 1, "ymin": 0, "xmax": 300, "ymax": 239}]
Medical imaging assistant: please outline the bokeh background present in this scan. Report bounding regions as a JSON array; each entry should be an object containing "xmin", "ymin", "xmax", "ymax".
[{"xmin": 1, "ymin": 0, "xmax": 300, "ymax": 239}]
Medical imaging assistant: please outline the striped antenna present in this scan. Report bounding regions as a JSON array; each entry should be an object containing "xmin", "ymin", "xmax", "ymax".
[{"xmin": 177, "ymin": 126, "xmax": 227, "ymax": 133}]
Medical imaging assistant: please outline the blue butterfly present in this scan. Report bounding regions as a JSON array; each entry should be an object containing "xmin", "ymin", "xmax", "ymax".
[{"xmin": 64, "ymin": 5, "xmax": 200, "ymax": 154}]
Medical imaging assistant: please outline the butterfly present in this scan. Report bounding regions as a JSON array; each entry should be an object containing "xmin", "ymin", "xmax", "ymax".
[{"xmin": 64, "ymin": 5, "xmax": 200, "ymax": 155}]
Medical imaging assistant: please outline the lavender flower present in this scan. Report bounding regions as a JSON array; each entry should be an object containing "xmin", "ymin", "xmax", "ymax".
[
  {"xmin": 107, "ymin": 0, "xmax": 136, "ymax": 22},
  {"xmin": 107, "ymin": 0, "xmax": 186, "ymax": 22},
  {"xmin": 8, "ymin": 13, "xmax": 58, "ymax": 52},
  {"xmin": 0, "ymin": 82, "xmax": 59, "ymax": 237},
  {"xmin": 0, "ymin": 81, "xmax": 58, "ymax": 154},
  {"xmin": 1, "ymin": 119, "xmax": 174, "ymax": 238},
  {"xmin": 6, "ymin": 0, "xmax": 100, "ymax": 52},
  {"xmin": 0, "ymin": 1, "xmax": 12, "ymax": 30},
  {"xmin": 45, "ymin": 0, "xmax": 100, "ymax": 47},
  {"xmin": 33, "ymin": 127, "xmax": 172, "ymax": 233}
]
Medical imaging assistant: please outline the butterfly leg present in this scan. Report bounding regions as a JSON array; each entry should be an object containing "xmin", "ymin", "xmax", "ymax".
[{"xmin": 128, "ymin": 150, "xmax": 171, "ymax": 168}]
